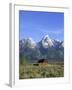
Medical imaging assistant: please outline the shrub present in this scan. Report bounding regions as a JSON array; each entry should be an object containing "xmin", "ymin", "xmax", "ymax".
[{"xmin": 19, "ymin": 56, "xmax": 28, "ymax": 65}]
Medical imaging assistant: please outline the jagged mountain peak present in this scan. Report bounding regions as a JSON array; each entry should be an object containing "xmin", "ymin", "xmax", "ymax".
[
  {"xmin": 26, "ymin": 37, "xmax": 36, "ymax": 48},
  {"xmin": 19, "ymin": 35, "xmax": 64, "ymax": 63},
  {"xmin": 19, "ymin": 34, "xmax": 64, "ymax": 49},
  {"xmin": 43, "ymin": 34, "xmax": 49, "ymax": 39},
  {"xmin": 42, "ymin": 34, "xmax": 54, "ymax": 48},
  {"xmin": 27, "ymin": 37, "xmax": 36, "ymax": 44},
  {"xmin": 59, "ymin": 41, "xmax": 64, "ymax": 48}
]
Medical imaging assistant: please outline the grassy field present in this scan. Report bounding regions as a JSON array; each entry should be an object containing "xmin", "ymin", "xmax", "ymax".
[{"xmin": 19, "ymin": 63, "xmax": 64, "ymax": 79}]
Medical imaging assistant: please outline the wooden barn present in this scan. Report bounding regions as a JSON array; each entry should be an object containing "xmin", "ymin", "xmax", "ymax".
[{"xmin": 37, "ymin": 59, "xmax": 48, "ymax": 64}]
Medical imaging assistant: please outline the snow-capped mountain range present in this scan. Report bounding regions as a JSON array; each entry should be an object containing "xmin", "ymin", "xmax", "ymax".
[
  {"xmin": 19, "ymin": 35, "xmax": 64, "ymax": 63},
  {"xmin": 19, "ymin": 34, "xmax": 64, "ymax": 49}
]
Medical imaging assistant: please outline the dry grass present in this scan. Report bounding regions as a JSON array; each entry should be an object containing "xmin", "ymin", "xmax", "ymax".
[{"xmin": 19, "ymin": 63, "xmax": 64, "ymax": 79}]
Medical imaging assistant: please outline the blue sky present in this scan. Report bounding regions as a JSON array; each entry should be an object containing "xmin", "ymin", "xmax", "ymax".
[{"xmin": 19, "ymin": 10, "xmax": 64, "ymax": 42}]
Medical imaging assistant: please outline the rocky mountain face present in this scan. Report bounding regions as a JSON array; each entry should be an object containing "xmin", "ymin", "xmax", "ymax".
[{"xmin": 19, "ymin": 35, "xmax": 64, "ymax": 63}]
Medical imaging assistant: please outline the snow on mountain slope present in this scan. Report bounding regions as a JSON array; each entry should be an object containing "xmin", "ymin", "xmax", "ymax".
[
  {"xmin": 41, "ymin": 35, "xmax": 54, "ymax": 48},
  {"xmin": 19, "ymin": 34, "xmax": 64, "ymax": 62},
  {"xmin": 59, "ymin": 41, "xmax": 64, "ymax": 48},
  {"xmin": 26, "ymin": 37, "xmax": 36, "ymax": 48},
  {"xmin": 19, "ymin": 34, "xmax": 64, "ymax": 49}
]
